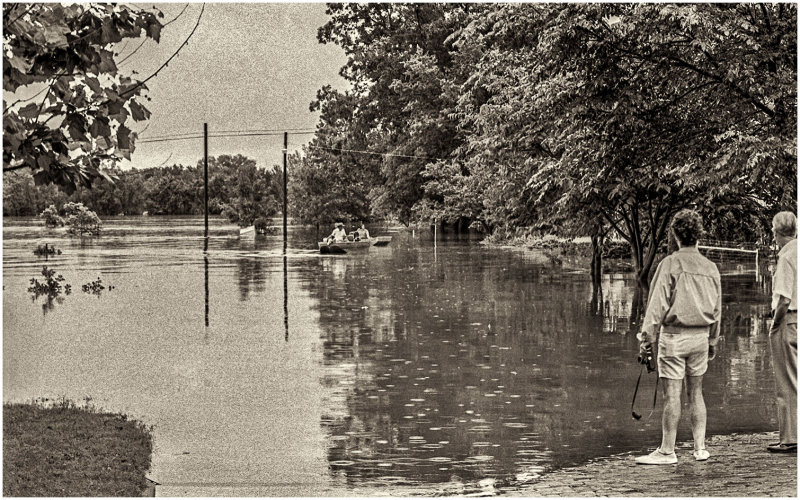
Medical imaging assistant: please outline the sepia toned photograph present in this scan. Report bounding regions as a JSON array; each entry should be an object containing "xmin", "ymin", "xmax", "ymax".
[{"xmin": 2, "ymin": 2, "xmax": 797, "ymax": 497}]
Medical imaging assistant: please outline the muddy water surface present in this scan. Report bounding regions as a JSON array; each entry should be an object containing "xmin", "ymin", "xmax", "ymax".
[{"xmin": 3, "ymin": 217, "xmax": 776, "ymax": 494}]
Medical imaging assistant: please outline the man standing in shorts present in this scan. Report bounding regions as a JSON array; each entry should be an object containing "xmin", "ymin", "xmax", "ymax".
[
  {"xmin": 767, "ymin": 211, "xmax": 797, "ymax": 453},
  {"xmin": 635, "ymin": 209, "xmax": 722, "ymax": 465}
]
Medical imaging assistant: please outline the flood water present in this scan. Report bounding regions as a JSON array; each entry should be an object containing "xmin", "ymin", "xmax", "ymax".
[{"xmin": 3, "ymin": 217, "xmax": 778, "ymax": 495}]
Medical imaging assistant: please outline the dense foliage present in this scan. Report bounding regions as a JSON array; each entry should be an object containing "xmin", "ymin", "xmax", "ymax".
[
  {"xmin": 61, "ymin": 201, "xmax": 101, "ymax": 235},
  {"xmin": 5, "ymin": 155, "xmax": 283, "ymax": 226},
  {"xmin": 3, "ymin": 4, "xmax": 163, "ymax": 193},
  {"xmin": 293, "ymin": 3, "xmax": 796, "ymax": 280}
]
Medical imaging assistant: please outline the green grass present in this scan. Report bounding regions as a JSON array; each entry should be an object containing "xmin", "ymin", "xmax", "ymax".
[{"xmin": 3, "ymin": 398, "xmax": 153, "ymax": 497}]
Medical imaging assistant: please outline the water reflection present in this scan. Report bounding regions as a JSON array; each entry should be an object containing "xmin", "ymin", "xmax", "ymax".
[
  {"xmin": 204, "ymin": 255, "xmax": 209, "ymax": 328},
  {"xmin": 297, "ymin": 233, "xmax": 777, "ymax": 489},
  {"xmin": 284, "ymin": 252, "xmax": 289, "ymax": 342},
  {"xmin": 3, "ymin": 219, "xmax": 780, "ymax": 493}
]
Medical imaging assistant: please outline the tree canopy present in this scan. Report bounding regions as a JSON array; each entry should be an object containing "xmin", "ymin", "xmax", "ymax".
[
  {"xmin": 3, "ymin": 3, "xmax": 163, "ymax": 193},
  {"xmin": 298, "ymin": 3, "xmax": 796, "ymax": 280}
]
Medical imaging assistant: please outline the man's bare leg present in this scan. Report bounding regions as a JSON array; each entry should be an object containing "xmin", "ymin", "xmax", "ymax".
[
  {"xmin": 659, "ymin": 378, "xmax": 683, "ymax": 454},
  {"xmin": 686, "ymin": 375, "xmax": 706, "ymax": 451}
]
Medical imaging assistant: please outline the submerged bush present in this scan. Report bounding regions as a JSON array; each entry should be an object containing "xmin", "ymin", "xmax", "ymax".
[
  {"xmin": 33, "ymin": 243, "xmax": 62, "ymax": 256},
  {"xmin": 62, "ymin": 202, "xmax": 101, "ymax": 236},
  {"xmin": 39, "ymin": 205, "xmax": 64, "ymax": 228},
  {"xmin": 82, "ymin": 277, "xmax": 113, "ymax": 295},
  {"xmin": 27, "ymin": 266, "xmax": 70, "ymax": 298}
]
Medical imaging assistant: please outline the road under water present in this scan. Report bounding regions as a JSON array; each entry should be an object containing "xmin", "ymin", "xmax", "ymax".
[{"xmin": 3, "ymin": 217, "xmax": 777, "ymax": 494}]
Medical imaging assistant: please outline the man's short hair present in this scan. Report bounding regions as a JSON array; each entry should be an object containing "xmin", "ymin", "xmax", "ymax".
[
  {"xmin": 670, "ymin": 209, "xmax": 704, "ymax": 246},
  {"xmin": 772, "ymin": 211, "xmax": 797, "ymax": 238}
]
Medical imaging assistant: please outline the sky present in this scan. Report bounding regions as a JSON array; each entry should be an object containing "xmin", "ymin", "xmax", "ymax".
[{"xmin": 119, "ymin": 3, "xmax": 348, "ymax": 170}]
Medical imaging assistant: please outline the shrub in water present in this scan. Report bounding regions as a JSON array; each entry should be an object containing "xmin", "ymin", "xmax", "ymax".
[
  {"xmin": 39, "ymin": 205, "xmax": 65, "ymax": 228},
  {"xmin": 27, "ymin": 266, "xmax": 68, "ymax": 298},
  {"xmin": 33, "ymin": 243, "xmax": 62, "ymax": 256},
  {"xmin": 62, "ymin": 202, "xmax": 101, "ymax": 236},
  {"xmin": 82, "ymin": 277, "xmax": 113, "ymax": 295}
]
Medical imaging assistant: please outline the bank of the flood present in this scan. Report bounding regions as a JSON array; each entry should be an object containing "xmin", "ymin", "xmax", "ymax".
[{"xmin": 3, "ymin": 399, "xmax": 153, "ymax": 497}]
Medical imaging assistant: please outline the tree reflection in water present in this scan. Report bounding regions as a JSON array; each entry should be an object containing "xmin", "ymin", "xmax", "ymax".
[{"xmin": 297, "ymin": 232, "xmax": 777, "ymax": 489}]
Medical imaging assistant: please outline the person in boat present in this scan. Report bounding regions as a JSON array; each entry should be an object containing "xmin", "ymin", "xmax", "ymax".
[
  {"xmin": 327, "ymin": 222, "xmax": 347, "ymax": 243},
  {"xmin": 356, "ymin": 223, "xmax": 370, "ymax": 241}
]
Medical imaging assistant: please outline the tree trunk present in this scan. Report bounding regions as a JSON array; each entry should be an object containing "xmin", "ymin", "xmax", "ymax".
[
  {"xmin": 590, "ymin": 233, "xmax": 604, "ymax": 285},
  {"xmin": 590, "ymin": 281, "xmax": 603, "ymax": 317},
  {"xmin": 629, "ymin": 284, "xmax": 646, "ymax": 331}
]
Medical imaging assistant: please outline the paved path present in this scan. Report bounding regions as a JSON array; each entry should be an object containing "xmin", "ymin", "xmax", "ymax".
[
  {"xmin": 153, "ymin": 432, "xmax": 796, "ymax": 497},
  {"xmin": 508, "ymin": 432, "xmax": 796, "ymax": 497}
]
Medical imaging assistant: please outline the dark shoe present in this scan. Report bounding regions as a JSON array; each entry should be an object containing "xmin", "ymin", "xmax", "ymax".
[{"xmin": 767, "ymin": 443, "xmax": 797, "ymax": 453}]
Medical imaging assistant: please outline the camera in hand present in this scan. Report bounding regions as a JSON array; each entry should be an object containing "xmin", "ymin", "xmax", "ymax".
[{"xmin": 638, "ymin": 344, "xmax": 656, "ymax": 373}]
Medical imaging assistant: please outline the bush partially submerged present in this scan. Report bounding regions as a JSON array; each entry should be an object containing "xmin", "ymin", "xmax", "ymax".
[
  {"xmin": 38, "ymin": 203, "xmax": 102, "ymax": 235},
  {"xmin": 33, "ymin": 243, "xmax": 62, "ymax": 256},
  {"xmin": 27, "ymin": 266, "xmax": 69, "ymax": 298},
  {"xmin": 62, "ymin": 202, "xmax": 101, "ymax": 236},
  {"xmin": 39, "ymin": 205, "xmax": 65, "ymax": 228}
]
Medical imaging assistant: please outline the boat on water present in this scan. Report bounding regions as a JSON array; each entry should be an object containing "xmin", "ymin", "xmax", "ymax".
[
  {"xmin": 239, "ymin": 225, "xmax": 255, "ymax": 236},
  {"xmin": 318, "ymin": 236, "xmax": 392, "ymax": 254}
]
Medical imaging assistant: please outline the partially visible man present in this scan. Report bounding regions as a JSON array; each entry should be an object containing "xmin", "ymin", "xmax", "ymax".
[
  {"xmin": 635, "ymin": 209, "xmax": 721, "ymax": 465},
  {"xmin": 327, "ymin": 222, "xmax": 347, "ymax": 243},
  {"xmin": 767, "ymin": 211, "xmax": 797, "ymax": 453}
]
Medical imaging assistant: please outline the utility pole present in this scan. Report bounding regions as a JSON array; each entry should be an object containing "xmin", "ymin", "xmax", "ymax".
[
  {"xmin": 283, "ymin": 131, "xmax": 288, "ymax": 251},
  {"xmin": 283, "ymin": 131, "xmax": 289, "ymax": 341},
  {"xmin": 204, "ymin": 122, "xmax": 209, "ymax": 252}
]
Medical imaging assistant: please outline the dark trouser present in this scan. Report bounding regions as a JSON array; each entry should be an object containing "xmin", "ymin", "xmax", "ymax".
[{"xmin": 770, "ymin": 312, "xmax": 797, "ymax": 444}]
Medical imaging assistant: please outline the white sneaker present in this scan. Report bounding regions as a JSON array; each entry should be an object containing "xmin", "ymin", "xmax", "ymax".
[
  {"xmin": 635, "ymin": 448, "xmax": 678, "ymax": 465},
  {"xmin": 693, "ymin": 449, "xmax": 710, "ymax": 461}
]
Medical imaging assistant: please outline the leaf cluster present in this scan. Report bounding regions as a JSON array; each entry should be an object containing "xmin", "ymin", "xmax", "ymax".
[{"xmin": 3, "ymin": 3, "xmax": 163, "ymax": 193}]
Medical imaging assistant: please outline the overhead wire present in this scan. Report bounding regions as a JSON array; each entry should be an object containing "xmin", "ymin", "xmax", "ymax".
[
  {"xmin": 294, "ymin": 142, "xmax": 446, "ymax": 162},
  {"xmin": 135, "ymin": 128, "xmax": 444, "ymax": 164},
  {"xmin": 137, "ymin": 129, "xmax": 316, "ymax": 144},
  {"xmin": 118, "ymin": 3, "xmax": 205, "ymax": 100},
  {"xmin": 119, "ymin": 3, "xmax": 190, "ymax": 67}
]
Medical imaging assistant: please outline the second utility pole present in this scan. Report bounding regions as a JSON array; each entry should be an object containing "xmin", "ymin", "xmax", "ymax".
[
  {"xmin": 283, "ymin": 131, "xmax": 288, "ymax": 251},
  {"xmin": 204, "ymin": 122, "xmax": 209, "ymax": 252}
]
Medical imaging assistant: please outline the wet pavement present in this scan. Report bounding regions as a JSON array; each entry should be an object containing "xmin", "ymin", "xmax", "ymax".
[
  {"xmin": 153, "ymin": 432, "xmax": 796, "ymax": 496},
  {"xmin": 508, "ymin": 431, "xmax": 796, "ymax": 497}
]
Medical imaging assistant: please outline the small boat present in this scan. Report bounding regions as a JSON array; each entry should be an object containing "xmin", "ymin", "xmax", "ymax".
[
  {"xmin": 318, "ymin": 236, "xmax": 392, "ymax": 254},
  {"xmin": 239, "ymin": 225, "xmax": 255, "ymax": 236}
]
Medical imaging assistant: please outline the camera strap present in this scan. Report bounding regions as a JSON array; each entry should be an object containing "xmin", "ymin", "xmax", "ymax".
[{"xmin": 631, "ymin": 365, "xmax": 659, "ymax": 420}]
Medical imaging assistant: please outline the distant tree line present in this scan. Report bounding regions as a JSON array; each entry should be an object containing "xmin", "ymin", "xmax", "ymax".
[
  {"xmin": 292, "ymin": 3, "xmax": 796, "ymax": 282},
  {"xmin": 4, "ymin": 154, "xmax": 283, "ymax": 227}
]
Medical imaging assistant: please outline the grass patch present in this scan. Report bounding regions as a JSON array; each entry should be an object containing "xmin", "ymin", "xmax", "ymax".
[{"xmin": 3, "ymin": 398, "xmax": 153, "ymax": 497}]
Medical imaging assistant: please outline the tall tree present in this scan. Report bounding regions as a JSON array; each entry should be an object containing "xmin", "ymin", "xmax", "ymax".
[
  {"xmin": 453, "ymin": 4, "xmax": 795, "ymax": 282},
  {"xmin": 204, "ymin": 154, "xmax": 281, "ymax": 227},
  {"xmin": 316, "ymin": 4, "xmax": 470, "ymax": 224}
]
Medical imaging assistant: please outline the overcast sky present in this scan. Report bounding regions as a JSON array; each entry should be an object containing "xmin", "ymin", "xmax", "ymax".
[{"xmin": 121, "ymin": 3, "xmax": 348, "ymax": 170}]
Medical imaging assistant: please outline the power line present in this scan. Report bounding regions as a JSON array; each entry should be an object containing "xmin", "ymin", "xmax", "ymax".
[
  {"xmin": 140, "ymin": 127, "xmax": 316, "ymax": 139},
  {"xmin": 118, "ymin": 3, "xmax": 205, "ymax": 100},
  {"xmin": 138, "ymin": 135, "xmax": 203, "ymax": 144},
  {"xmin": 296, "ymin": 143, "xmax": 445, "ymax": 162},
  {"xmin": 119, "ymin": 4, "xmax": 190, "ymax": 67},
  {"xmin": 137, "ymin": 130, "xmax": 316, "ymax": 144}
]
